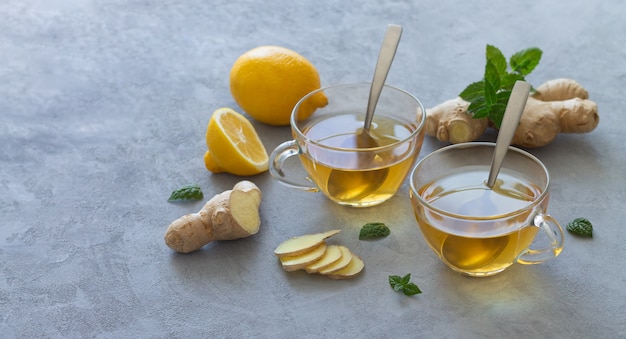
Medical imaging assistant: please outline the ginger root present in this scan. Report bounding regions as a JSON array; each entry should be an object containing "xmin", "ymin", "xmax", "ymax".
[
  {"xmin": 513, "ymin": 79, "xmax": 598, "ymax": 147},
  {"xmin": 425, "ymin": 78, "xmax": 599, "ymax": 147},
  {"xmin": 164, "ymin": 180, "xmax": 262, "ymax": 253},
  {"xmin": 425, "ymin": 98, "xmax": 488, "ymax": 144}
]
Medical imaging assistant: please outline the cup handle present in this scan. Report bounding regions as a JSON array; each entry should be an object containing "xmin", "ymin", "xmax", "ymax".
[
  {"xmin": 517, "ymin": 213, "xmax": 565, "ymax": 265},
  {"xmin": 269, "ymin": 140, "xmax": 319, "ymax": 192}
]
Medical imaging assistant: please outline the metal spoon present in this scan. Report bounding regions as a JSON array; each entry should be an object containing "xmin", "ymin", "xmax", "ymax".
[
  {"xmin": 455, "ymin": 80, "xmax": 531, "ymax": 216},
  {"xmin": 486, "ymin": 80, "xmax": 531, "ymax": 188},
  {"xmin": 360, "ymin": 24, "xmax": 403, "ymax": 146},
  {"xmin": 442, "ymin": 81, "xmax": 531, "ymax": 269},
  {"xmin": 326, "ymin": 24, "xmax": 403, "ymax": 202}
]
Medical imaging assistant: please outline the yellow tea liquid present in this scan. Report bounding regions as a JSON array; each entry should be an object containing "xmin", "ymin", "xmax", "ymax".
[
  {"xmin": 414, "ymin": 169, "xmax": 542, "ymax": 276},
  {"xmin": 300, "ymin": 113, "xmax": 422, "ymax": 207}
]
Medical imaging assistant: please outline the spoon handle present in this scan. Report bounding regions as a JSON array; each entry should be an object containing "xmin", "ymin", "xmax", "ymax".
[
  {"xmin": 363, "ymin": 24, "xmax": 403, "ymax": 131},
  {"xmin": 487, "ymin": 80, "xmax": 531, "ymax": 188}
]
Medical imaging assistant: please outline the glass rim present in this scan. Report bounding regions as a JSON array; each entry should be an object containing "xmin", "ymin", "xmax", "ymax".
[
  {"xmin": 290, "ymin": 82, "xmax": 426, "ymax": 153},
  {"xmin": 409, "ymin": 142, "xmax": 552, "ymax": 220}
]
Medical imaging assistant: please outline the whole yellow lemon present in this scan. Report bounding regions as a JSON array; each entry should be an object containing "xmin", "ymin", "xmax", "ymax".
[{"xmin": 230, "ymin": 46, "xmax": 327, "ymax": 126}]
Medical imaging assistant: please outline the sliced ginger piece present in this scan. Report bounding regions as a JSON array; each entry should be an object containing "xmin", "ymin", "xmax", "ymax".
[
  {"xmin": 305, "ymin": 244, "xmax": 343, "ymax": 273},
  {"xmin": 274, "ymin": 230, "xmax": 340, "ymax": 258},
  {"xmin": 328, "ymin": 254, "xmax": 364, "ymax": 280},
  {"xmin": 280, "ymin": 243, "xmax": 328, "ymax": 272},
  {"xmin": 318, "ymin": 245, "xmax": 352, "ymax": 275}
]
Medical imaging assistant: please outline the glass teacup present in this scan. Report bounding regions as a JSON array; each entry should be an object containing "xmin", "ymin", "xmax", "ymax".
[
  {"xmin": 270, "ymin": 83, "xmax": 426, "ymax": 207},
  {"xmin": 409, "ymin": 142, "xmax": 565, "ymax": 277}
]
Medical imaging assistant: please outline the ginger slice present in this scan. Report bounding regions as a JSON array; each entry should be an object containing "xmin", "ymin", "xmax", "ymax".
[
  {"xmin": 318, "ymin": 245, "xmax": 352, "ymax": 275},
  {"xmin": 327, "ymin": 255, "xmax": 365, "ymax": 280},
  {"xmin": 280, "ymin": 243, "xmax": 328, "ymax": 272},
  {"xmin": 305, "ymin": 244, "xmax": 343, "ymax": 273},
  {"xmin": 273, "ymin": 230, "xmax": 340, "ymax": 258}
]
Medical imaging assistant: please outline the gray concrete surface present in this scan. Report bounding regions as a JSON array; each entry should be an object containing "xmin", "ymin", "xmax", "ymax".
[{"xmin": 1, "ymin": 0, "xmax": 625, "ymax": 337}]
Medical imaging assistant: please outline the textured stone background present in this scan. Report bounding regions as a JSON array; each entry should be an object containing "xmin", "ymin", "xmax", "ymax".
[{"xmin": 1, "ymin": 0, "xmax": 624, "ymax": 337}]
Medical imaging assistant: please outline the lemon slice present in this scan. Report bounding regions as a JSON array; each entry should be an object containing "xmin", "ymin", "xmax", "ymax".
[{"xmin": 205, "ymin": 107, "xmax": 269, "ymax": 176}]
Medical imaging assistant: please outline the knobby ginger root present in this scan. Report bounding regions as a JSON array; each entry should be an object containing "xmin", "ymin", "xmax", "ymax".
[
  {"xmin": 164, "ymin": 181, "xmax": 261, "ymax": 253},
  {"xmin": 531, "ymin": 78, "xmax": 589, "ymax": 102},
  {"xmin": 425, "ymin": 97, "xmax": 488, "ymax": 144},
  {"xmin": 425, "ymin": 78, "xmax": 599, "ymax": 147},
  {"xmin": 512, "ymin": 79, "xmax": 598, "ymax": 147}
]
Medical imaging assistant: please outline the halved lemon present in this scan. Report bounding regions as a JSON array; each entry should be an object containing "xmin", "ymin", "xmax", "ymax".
[
  {"xmin": 205, "ymin": 107, "xmax": 269, "ymax": 176},
  {"xmin": 203, "ymin": 149, "xmax": 223, "ymax": 173}
]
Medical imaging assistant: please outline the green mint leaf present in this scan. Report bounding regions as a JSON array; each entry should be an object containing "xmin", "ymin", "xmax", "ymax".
[
  {"xmin": 359, "ymin": 222, "xmax": 390, "ymax": 240},
  {"xmin": 389, "ymin": 275, "xmax": 403, "ymax": 290},
  {"xmin": 500, "ymin": 73, "xmax": 525, "ymax": 90},
  {"xmin": 483, "ymin": 76, "xmax": 498, "ymax": 106},
  {"xmin": 402, "ymin": 282, "xmax": 422, "ymax": 296},
  {"xmin": 459, "ymin": 81, "xmax": 485, "ymax": 102},
  {"xmin": 389, "ymin": 273, "xmax": 422, "ymax": 296},
  {"xmin": 400, "ymin": 273, "xmax": 411, "ymax": 285},
  {"xmin": 484, "ymin": 60, "xmax": 501, "ymax": 91},
  {"xmin": 486, "ymin": 45, "xmax": 507, "ymax": 77},
  {"xmin": 487, "ymin": 91, "xmax": 512, "ymax": 128},
  {"xmin": 459, "ymin": 44, "xmax": 542, "ymax": 129},
  {"xmin": 496, "ymin": 89, "xmax": 513, "ymax": 104},
  {"xmin": 487, "ymin": 102, "xmax": 507, "ymax": 128},
  {"xmin": 168, "ymin": 184, "xmax": 204, "ymax": 201},
  {"xmin": 566, "ymin": 217, "xmax": 593, "ymax": 238},
  {"xmin": 467, "ymin": 99, "xmax": 488, "ymax": 118},
  {"xmin": 510, "ymin": 47, "xmax": 542, "ymax": 75}
]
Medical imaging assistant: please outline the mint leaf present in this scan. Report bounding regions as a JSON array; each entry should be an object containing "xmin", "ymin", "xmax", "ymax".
[
  {"xmin": 510, "ymin": 47, "xmax": 542, "ymax": 75},
  {"xmin": 459, "ymin": 81, "xmax": 484, "ymax": 102},
  {"xmin": 389, "ymin": 276, "xmax": 404, "ymax": 291},
  {"xmin": 487, "ymin": 102, "xmax": 507, "ymax": 127},
  {"xmin": 484, "ymin": 77, "xmax": 498, "ymax": 106},
  {"xmin": 168, "ymin": 184, "xmax": 204, "ymax": 201},
  {"xmin": 468, "ymin": 98, "xmax": 488, "ymax": 119},
  {"xmin": 566, "ymin": 217, "xmax": 593, "ymax": 238},
  {"xmin": 486, "ymin": 44, "xmax": 507, "ymax": 76},
  {"xmin": 359, "ymin": 222, "xmax": 390, "ymax": 240},
  {"xmin": 500, "ymin": 73, "xmax": 525, "ymax": 90},
  {"xmin": 399, "ymin": 273, "xmax": 411, "ymax": 285},
  {"xmin": 484, "ymin": 61, "xmax": 501, "ymax": 91},
  {"xmin": 459, "ymin": 45, "xmax": 543, "ymax": 128},
  {"xmin": 389, "ymin": 275, "xmax": 404, "ymax": 290},
  {"xmin": 402, "ymin": 282, "xmax": 422, "ymax": 296},
  {"xmin": 389, "ymin": 273, "xmax": 422, "ymax": 296}
]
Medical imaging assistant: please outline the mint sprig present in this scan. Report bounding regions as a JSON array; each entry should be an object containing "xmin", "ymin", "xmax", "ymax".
[
  {"xmin": 359, "ymin": 222, "xmax": 390, "ymax": 240},
  {"xmin": 460, "ymin": 45, "xmax": 542, "ymax": 128},
  {"xmin": 168, "ymin": 184, "xmax": 204, "ymax": 202},
  {"xmin": 389, "ymin": 273, "xmax": 422, "ymax": 296},
  {"xmin": 566, "ymin": 217, "xmax": 593, "ymax": 238}
]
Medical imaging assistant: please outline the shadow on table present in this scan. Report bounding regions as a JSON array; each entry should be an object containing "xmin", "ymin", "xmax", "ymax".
[{"xmin": 430, "ymin": 260, "xmax": 563, "ymax": 310}]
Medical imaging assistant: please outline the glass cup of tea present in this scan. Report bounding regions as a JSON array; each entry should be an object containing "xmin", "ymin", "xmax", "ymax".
[
  {"xmin": 409, "ymin": 142, "xmax": 565, "ymax": 277},
  {"xmin": 269, "ymin": 82, "xmax": 426, "ymax": 207}
]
